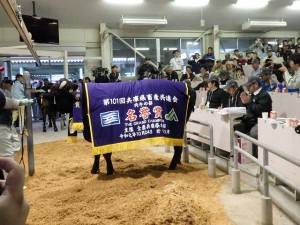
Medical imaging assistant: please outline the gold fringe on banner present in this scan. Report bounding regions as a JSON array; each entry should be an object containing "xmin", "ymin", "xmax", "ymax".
[
  {"xmin": 67, "ymin": 136, "xmax": 78, "ymax": 143},
  {"xmin": 72, "ymin": 122, "xmax": 84, "ymax": 131},
  {"xmin": 92, "ymin": 137, "xmax": 183, "ymax": 155}
]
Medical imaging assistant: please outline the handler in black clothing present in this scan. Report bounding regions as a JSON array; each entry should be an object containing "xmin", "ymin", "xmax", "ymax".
[
  {"xmin": 193, "ymin": 73, "xmax": 209, "ymax": 90},
  {"xmin": 180, "ymin": 66, "xmax": 195, "ymax": 81},
  {"xmin": 205, "ymin": 75, "xmax": 227, "ymax": 108},
  {"xmin": 223, "ymin": 80, "xmax": 245, "ymax": 108},
  {"xmin": 234, "ymin": 76, "xmax": 272, "ymax": 157}
]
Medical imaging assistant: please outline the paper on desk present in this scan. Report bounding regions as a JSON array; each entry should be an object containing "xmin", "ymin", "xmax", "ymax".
[{"xmin": 217, "ymin": 107, "xmax": 246, "ymax": 115}]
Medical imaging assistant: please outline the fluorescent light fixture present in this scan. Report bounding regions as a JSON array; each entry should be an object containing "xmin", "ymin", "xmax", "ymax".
[
  {"xmin": 104, "ymin": 0, "xmax": 143, "ymax": 4},
  {"xmin": 120, "ymin": 16, "xmax": 167, "ymax": 27},
  {"xmin": 173, "ymin": 0, "xmax": 209, "ymax": 7},
  {"xmin": 235, "ymin": 0, "xmax": 269, "ymax": 9},
  {"xmin": 289, "ymin": 0, "xmax": 300, "ymax": 9},
  {"xmin": 135, "ymin": 48, "xmax": 149, "ymax": 51},
  {"xmin": 242, "ymin": 19, "xmax": 287, "ymax": 31}
]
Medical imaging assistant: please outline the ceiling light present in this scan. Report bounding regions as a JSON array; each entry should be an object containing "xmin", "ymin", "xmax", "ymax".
[
  {"xmin": 120, "ymin": 16, "xmax": 167, "ymax": 28},
  {"xmin": 235, "ymin": 0, "xmax": 269, "ymax": 9},
  {"xmin": 104, "ymin": 0, "xmax": 143, "ymax": 4},
  {"xmin": 290, "ymin": 0, "xmax": 300, "ymax": 9},
  {"xmin": 173, "ymin": 0, "xmax": 209, "ymax": 7},
  {"xmin": 241, "ymin": 19, "xmax": 287, "ymax": 31}
]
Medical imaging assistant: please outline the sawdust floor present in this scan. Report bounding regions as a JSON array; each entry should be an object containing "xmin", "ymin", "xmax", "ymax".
[{"xmin": 21, "ymin": 139, "xmax": 235, "ymax": 225}]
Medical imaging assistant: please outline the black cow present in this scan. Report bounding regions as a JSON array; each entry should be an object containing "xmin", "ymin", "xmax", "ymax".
[{"xmin": 58, "ymin": 79, "xmax": 196, "ymax": 175}]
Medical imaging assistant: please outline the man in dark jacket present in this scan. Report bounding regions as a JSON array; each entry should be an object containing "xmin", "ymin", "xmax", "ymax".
[
  {"xmin": 164, "ymin": 66, "xmax": 179, "ymax": 81},
  {"xmin": 205, "ymin": 75, "xmax": 227, "ymax": 108},
  {"xmin": 234, "ymin": 76, "xmax": 272, "ymax": 157},
  {"xmin": 137, "ymin": 57, "xmax": 158, "ymax": 80}
]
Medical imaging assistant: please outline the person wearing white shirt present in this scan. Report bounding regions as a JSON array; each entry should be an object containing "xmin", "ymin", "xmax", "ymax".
[
  {"xmin": 249, "ymin": 59, "xmax": 261, "ymax": 77},
  {"xmin": 261, "ymin": 49, "xmax": 277, "ymax": 65},
  {"xmin": 170, "ymin": 50, "xmax": 183, "ymax": 80},
  {"xmin": 279, "ymin": 53, "xmax": 300, "ymax": 90}
]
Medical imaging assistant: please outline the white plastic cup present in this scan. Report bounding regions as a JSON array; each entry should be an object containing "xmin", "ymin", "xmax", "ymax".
[{"xmin": 262, "ymin": 112, "xmax": 268, "ymax": 120}]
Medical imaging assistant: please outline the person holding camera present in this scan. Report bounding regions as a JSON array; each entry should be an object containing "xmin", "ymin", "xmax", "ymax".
[
  {"xmin": 187, "ymin": 53, "xmax": 207, "ymax": 75},
  {"xmin": 279, "ymin": 53, "xmax": 300, "ymax": 90},
  {"xmin": 202, "ymin": 47, "xmax": 215, "ymax": 72},
  {"xmin": 249, "ymin": 38, "xmax": 264, "ymax": 56},
  {"xmin": 137, "ymin": 57, "xmax": 158, "ymax": 80}
]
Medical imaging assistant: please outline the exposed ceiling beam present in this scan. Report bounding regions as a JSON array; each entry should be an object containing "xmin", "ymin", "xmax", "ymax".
[{"xmin": 0, "ymin": 0, "xmax": 41, "ymax": 66}]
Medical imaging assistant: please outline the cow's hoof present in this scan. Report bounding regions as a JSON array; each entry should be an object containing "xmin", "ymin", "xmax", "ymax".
[
  {"xmin": 49, "ymin": 124, "xmax": 52, "ymax": 128},
  {"xmin": 91, "ymin": 169, "xmax": 99, "ymax": 174},
  {"xmin": 168, "ymin": 163, "xmax": 177, "ymax": 170},
  {"xmin": 43, "ymin": 129, "xmax": 46, "ymax": 132},
  {"xmin": 106, "ymin": 169, "xmax": 115, "ymax": 176},
  {"xmin": 54, "ymin": 128, "xmax": 58, "ymax": 132}
]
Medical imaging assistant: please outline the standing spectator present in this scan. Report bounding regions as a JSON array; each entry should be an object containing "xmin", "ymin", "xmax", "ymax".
[
  {"xmin": 249, "ymin": 38, "xmax": 263, "ymax": 56},
  {"xmin": 233, "ymin": 49, "xmax": 239, "ymax": 59},
  {"xmin": 261, "ymin": 38, "xmax": 274, "ymax": 54},
  {"xmin": 187, "ymin": 53, "xmax": 206, "ymax": 75},
  {"xmin": 236, "ymin": 53, "xmax": 247, "ymax": 67},
  {"xmin": 138, "ymin": 57, "xmax": 157, "ymax": 80},
  {"xmin": 202, "ymin": 47, "xmax": 215, "ymax": 72},
  {"xmin": 205, "ymin": 75, "xmax": 227, "ymax": 108},
  {"xmin": 180, "ymin": 66, "xmax": 195, "ymax": 81},
  {"xmin": 170, "ymin": 50, "xmax": 183, "ymax": 80},
  {"xmin": 109, "ymin": 65, "xmax": 121, "ymax": 82},
  {"xmin": 234, "ymin": 76, "xmax": 272, "ymax": 157}
]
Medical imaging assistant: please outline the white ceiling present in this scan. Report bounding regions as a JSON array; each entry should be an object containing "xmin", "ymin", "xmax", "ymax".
[{"xmin": 0, "ymin": 0, "xmax": 299, "ymax": 31}]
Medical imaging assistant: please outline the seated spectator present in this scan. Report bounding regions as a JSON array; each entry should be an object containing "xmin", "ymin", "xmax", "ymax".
[
  {"xmin": 205, "ymin": 75, "xmax": 227, "ymax": 108},
  {"xmin": 84, "ymin": 77, "xmax": 91, "ymax": 83},
  {"xmin": 138, "ymin": 57, "xmax": 157, "ymax": 80},
  {"xmin": 211, "ymin": 59, "xmax": 224, "ymax": 73},
  {"xmin": 261, "ymin": 49, "xmax": 278, "ymax": 65},
  {"xmin": 279, "ymin": 53, "xmax": 300, "ymax": 90},
  {"xmin": 249, "ymin": 59, "xmax": 261, "ymax": 77},
  {"xmin": 295, "ymin": 46, "xmax": 300, "ymax": 54},
  {"xmin": 234, "ymin": 76, "xmax": 272, "ymax": 158},
  {"xmin": 109, "ymin": 65, "xmax": 121, "ymax": 82},
  {"xmin": 194, "ymin": 65, "xmax": 209, "ymax": 81},
  {"xmin": 277, "ymin": 45, "xmax": 292, "ymax": 63},
  {"xmin": 235, "ymin": 67, "xmax": 245, "ymax": 80},
  {"xmin": 193, "ymin": 73, "xmax": 209, "ymax": 91},
  {"xmin": 164, "ymin": 66, "xmax": 179, "ymax": 81},
  {"xmin": 259, "ymin": 68, "xmax": 284, "ymax": 92},
  {"xmin": 222, "ymin": 53, "xmax": 231, "ymax": 65},
  {"xmin": 219, "ymin": 70, "xmax": 231, "ymax": 86},
  {"xmin": 222, "ymin": 80, "xmax": 245, "ymax": 108},
  {"xmin": 294, "ymin": 37, "xmax": 300, "ymax": 50},
  {"xmin": 180, "ymin": 66, "xmax": 195, "ymax": 81},
  {"xmin": 233, "ymin": 49, "xmax": 239, "ymax": 59},
  {"xmin": 224, "ymin": 61, "xmax": 236, "ymax": 78},
  {"xmin": 236, "ymin": 53, "xmax": 247, "ymax": 67}
]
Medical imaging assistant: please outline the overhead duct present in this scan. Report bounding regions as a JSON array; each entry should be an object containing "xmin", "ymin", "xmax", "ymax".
[
  {"xmin": 119, "ymin": 15, "xmax": 167, "ymax": 29},
  {"xmin": 241, "ymin": 19, "xmax": 287, "ymax": 31}
]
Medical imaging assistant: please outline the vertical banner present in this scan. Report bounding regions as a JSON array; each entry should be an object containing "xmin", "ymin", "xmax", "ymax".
[{"xmin": 85, "ymin": 79, "xmax": 189, "ymax": 155}]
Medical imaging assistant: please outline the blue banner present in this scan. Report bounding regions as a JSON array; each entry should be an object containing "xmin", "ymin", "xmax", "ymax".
[{"xmin": 85, "ymin": 80, "xmax": 189, "ymax": 155}]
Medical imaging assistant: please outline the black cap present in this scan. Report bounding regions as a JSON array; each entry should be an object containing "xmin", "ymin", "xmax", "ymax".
[
  {"xmin": 4, "ymin": 79, "xmax": 13, "ymax": 85},
  {"xmin": 224, "ymin": 80, "xmax": 238, "ymax": 90},
  {"xmin": 259, "ymin": 68, "xmax": 271, "ymax": 76},
  {"xmin": 0, "ymin": 91, "xmax": 6, "ymax": 110},
  {"xmin": 252, "ymin": 59, "xmax": 260, "ymax": 64},
  {"xmin": 243, "ymin": 76, "xmax": 261, "ymax": 87},
  {"xmin": 219, "ymin": 70, "xmax": 230, "ymax": 77},
  {"xmin": 144, "ymin": 57, "xmax": 151, "ymax": 61},
  {"xmin": 238, "ymin": 53, "xmax": 243, "ymax": 58},
  {"xmin": 267, "ymin": 49, "xmax": 273, "ymax": 53},
  {"xmin": 216, "ymin": 59, "xmax": 222, "ymax": 63},
  {"xmin": 234, "ymin": 49, "xmax": 239, "ymax": 52},
  {"xmin": 207, "ymin": 75, "xmax": 219, "ymax": 83}
]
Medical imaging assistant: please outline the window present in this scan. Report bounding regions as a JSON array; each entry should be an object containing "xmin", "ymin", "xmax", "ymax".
[
  {"xmin": 180, "ymin": 39, "xmax": 201, "ymax": 64},
  {"xmin": 220, "ymin": 38, "xmax": 237, "ymax": 53},
  {"xmin": 112, "ymin": 38, "xmax": 135, "ymax": 77},
  {"xmin": 135, "ymin": 38, "xmax": 157, "ymax": 73},
  {"xmin": 160, "ymin": 39, "xmax": 180, "ymax": 65}
]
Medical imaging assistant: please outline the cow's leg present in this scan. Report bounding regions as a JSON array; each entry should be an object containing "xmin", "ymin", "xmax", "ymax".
[
  {"xmin": 51, "ymin": 112, "xmax": 58, "ymax": 132},
  {"xmin": 48, "ymin": 115, "xmax": 52, "ymax": 128},
  {"xmin": 169, "ymin": 146, "xmax": 183, "ymax": 170},
  {"xmin": 42, "ymin": 110, "xmax": 47, "ymax": 132},
  {"xmin": 91, "ymin": 155, "xmax": 100, "ymax": 174},
  {"xmin": 103, "ymin": 153, "xmax": 114, "ymax": 175}
]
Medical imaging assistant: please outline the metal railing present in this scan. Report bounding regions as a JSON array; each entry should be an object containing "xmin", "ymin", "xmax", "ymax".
[
  {"xmin": 232, "ymin": 130, "xmax": 300, "ymax": 225},
  {"xmin": 186, "ymin": 120, "xmax": 215, "ymax": 178}
]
